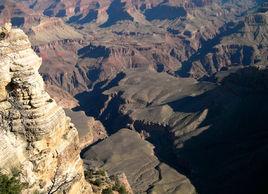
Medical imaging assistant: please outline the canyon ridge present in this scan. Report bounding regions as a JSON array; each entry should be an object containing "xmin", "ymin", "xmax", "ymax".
[{"xmin": 0, "ymin": 1, "xmax": 267, "ymax": 194}]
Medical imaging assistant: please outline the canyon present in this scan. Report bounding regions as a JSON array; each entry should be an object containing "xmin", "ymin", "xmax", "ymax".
[
  {"xmin": 1, "ymin": 0, "xmax": 262, "ymax": 99},
  {"xmin": 0, "ymin": 0, "xmax": 268, "ymax": 194},
  {"xmin": 80, "ymin": 66, "xmax": 268, "ymax": 194}
]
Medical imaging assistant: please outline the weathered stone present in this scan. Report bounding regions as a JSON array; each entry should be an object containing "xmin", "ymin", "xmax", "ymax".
[
  {"xmin": 0, "ymin": 24, "xmax": 92, "ymax": 194},
  {"xmin": 83, "ymin": 128, "xmax": 196, "ymax": 194}
]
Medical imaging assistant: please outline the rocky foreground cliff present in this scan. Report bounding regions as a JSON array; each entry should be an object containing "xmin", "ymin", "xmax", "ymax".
[{"xmin": 0, "ymin": 23, "xmax": 92, "ymax": 193}]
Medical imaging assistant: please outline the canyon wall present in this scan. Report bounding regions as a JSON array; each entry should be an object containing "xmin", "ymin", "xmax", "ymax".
[{"xmin": 0, "ymin": 23, "xmax": 92, "ymax": 194}]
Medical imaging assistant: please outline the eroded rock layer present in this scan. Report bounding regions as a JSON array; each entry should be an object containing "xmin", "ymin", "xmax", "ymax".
[
  {"xmin": 0, "ymin": 23, "xmax": 92, "ymax": 194},
  {"xmin": 83, "ymin": 128, "xmax": 196, "ymax": 194},
  {"xmin": 82, "ymin": 67, "xmax": 268, "ymax": 194},
  {"xmin": 0, "ymin": 0, "xmax": 259, "ymax": 101}
]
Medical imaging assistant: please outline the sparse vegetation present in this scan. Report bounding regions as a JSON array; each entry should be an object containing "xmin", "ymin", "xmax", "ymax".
[
  {"xmin": 85, "ymin": 169, "xmax": 107, "ymax": 180},
  {"xmin": 84, "ymin": 170, "xmax": 93, "ymax": 179},
  {"xmin": 102, "ymin": 187, "xmax": 113, "ymax": 194},
  {"xmin": 85, "ymin": 168, "xmax": 129, "ymax": 194},
  {"xmin": 98, "ymin": 169, "xmax": 106, "ymax": 177},
  {"xmin": 118, "ymin": 186, "xmax": 128, "ymax": 194},
  {"xmin": 112, "ymin": 182, "xmax": 128, "ymax": 194},
  {"xmin": 93, "ymin": 178, "xmax": 102, "ymax": 186},
  {"xmin": 0, "ymin": 170, "xmax": 23, "ymax": 194}
]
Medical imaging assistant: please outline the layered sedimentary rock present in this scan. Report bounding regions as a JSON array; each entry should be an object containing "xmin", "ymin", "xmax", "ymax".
[
  {"xmin": 83, "ymin": 128, "xmax": 196, "ymax": 194},
  {"xmin": 0, "ymin": 0, "xmax": 257, "ymax": 100},
  {"xmin": 0, "ymin": 23, "xmax": 92, "ymax": 193},
  {"xmin": 81, "ymin": 67, "xmax": 268, "ymax": 194},
  {"xmin": 0, "ymin": 0, "xmax": 214, "ymax": 24},
  {"xmin": 65, "ymin": 109, "xmax": 107, "ymax": 149},
  {"xmin": 182, "ymin": 7, "xmax": 268, "ymax": 79}
]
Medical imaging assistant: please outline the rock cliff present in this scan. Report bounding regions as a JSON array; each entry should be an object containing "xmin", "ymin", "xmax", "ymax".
[
  {"xmin": 83, "ymin": 128, "xmax": 196, "ymax": 194},
  {"xmin": 180, "ymin": 7, "xmax": 268, "ymax": 79},
  {"xmin": 0, "ymin": 23, "xmax": 92, "ymax": 194},
  {"xmin": 80, "ymin": 67, "xmax": 268, "ymax": 194},
  {"xmin": 0, "ymin": 0, "xmax": 256, "ymax": 101}
]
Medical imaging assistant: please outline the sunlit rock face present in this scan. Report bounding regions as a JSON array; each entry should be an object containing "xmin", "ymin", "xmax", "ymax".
[{"xmin": 0, "ymin": 23, "xmax": 92, "ymax": 194}]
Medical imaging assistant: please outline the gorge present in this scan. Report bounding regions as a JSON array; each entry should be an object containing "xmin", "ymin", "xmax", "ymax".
[{"xmin": 0, "ymin": 1, "xmax": 268, "ymax": 194}]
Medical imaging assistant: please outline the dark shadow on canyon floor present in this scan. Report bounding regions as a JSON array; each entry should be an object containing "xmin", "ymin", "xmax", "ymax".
[
  {"xmin": 144, "ymin": 5, "xmax": 187, "ymax": 21},
  {"xmin": 170, "ymin": 68, "xmax": 268, "ymax": 194},
  {"xmin": 100, "ymin": 0, "xmax": 133, "ymax": 28},
  {"xmin": 176, "ymin": 21, "xmax": 244, "ymax": 78},
  {"xmin": 76, "ymin": 67, "xmax": 268, "ymax": 194},
  {"xmin": 74, "ymin": 72, "xmax": 128, "ymax": 134}
]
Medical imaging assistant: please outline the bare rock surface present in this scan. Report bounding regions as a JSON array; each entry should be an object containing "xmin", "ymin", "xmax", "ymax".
[
  {"xmin": 0, "ymin": 1, "xmax": 267, "ymax": 194},
  {"xmin": 78, "ymin": 66, "xmax": 268, "ymax": 194},
  {"xmin": 0, "ymin": 23, "xmax": 92, "ymax": 194},
  {"xmin": 83, "ymin": 128, "xmax": 196, "ymax": 194},
  {"xmin": 181, "ymin": 5, "xmax": 268, "ymax": 79},
  {"xmin": 65, "ymin": 109, "xmax": 107, "ymax": 149},
  {"xmin": 0, "ymin": 0, "xmax": 259, "ymax": 99}
]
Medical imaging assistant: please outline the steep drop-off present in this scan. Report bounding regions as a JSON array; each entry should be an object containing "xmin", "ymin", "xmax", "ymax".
[
  {"xmin": 0, "ymin": 23, "xmax": 92, "ymax": 194},
  {"xmin": 77, "ymin": 67, "xmax": 268, "ymax": 194}
]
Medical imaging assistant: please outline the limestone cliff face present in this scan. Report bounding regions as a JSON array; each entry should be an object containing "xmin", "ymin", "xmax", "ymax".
[{"xmin": 0, "ymin": 23, "xmax": 92, "ymax": 194}]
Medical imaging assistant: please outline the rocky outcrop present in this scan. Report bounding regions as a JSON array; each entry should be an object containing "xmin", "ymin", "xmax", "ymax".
[
  {"xmin": 182, "ymin": 9, "xmax": 268, "ymax": 79},
  {"xmin": 65, "ymin": 109, "xmax": 107, "ymax": 149},
  {"xmin": 45, "ymin": 84, "xmax": 79, "ymax": 109},
  {"xmin": 83, "ymin": 128, "xmax": 196, "ymax": 194},
  {"xmin": 79, "ymin": 67, "xmax": 268, "ymax": 194},
  {"xmin": 0, "ymin": 0, "xmax": 257, "ymax": 100},
  {"xmin": 0, "ymin": 0, "xmax": 214, "ymax": 25},
  {"xmin": 29, "ymin": 18, "xmax": 83, "ymax": 45},
  {"xmin": 0, "ymin": 23, "xmax": 92, "ymax": 193},
  {"xmin": 0, "ymin": 1, "xmax": 266, "ymax": 194},
  {"xmin": 45, "ymin": 0, "xmax": 255, "ymax": 95}
]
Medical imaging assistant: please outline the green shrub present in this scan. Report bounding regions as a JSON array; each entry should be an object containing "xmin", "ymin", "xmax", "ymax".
[
  {"xmin": 84, "ymin": 170, "xmax": 93, "ymax": 179},
  {"xmin": 33, "ymin": 190, "xmax": 41, "ymax": 194},
  {"xmin": 0, "ymin": 171, "xmax": 23, "ymax": 194},
  {"xmin": 93, "ymin": 179, "xmax": 102, "ymax": 186},
  {"xmin": 112, "ymin": 182, "xmax": 127, "ymax": 194},
  {"xmin": 98, "ymin": 169, "xmax": 106, "ymax": 177},
  {"xmin": 102, "ymin": 188, "xmax": 113, "ymax": 194},
  {"xmin": 118, "ymin": 185, "xmax": 127, "ymax": 194}
]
